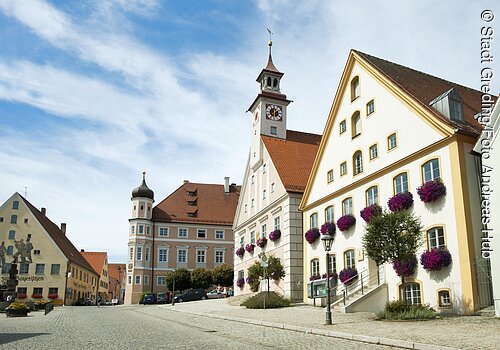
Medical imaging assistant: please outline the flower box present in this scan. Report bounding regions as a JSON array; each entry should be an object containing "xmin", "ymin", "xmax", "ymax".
[
  {"xmin": 48, "ymin": 294, "xmax": 58, "ymax": 299},
  {"xmin": 235, "ymin": 247, "xmax": 245, "ymax": 258},
  {"xmin": 269, "ymin": 229, "xmax": 281, "ymax": 241},
  {"xmin": 245, "ymin": 243, "xmax": 255, "ymax": 253},
  {"xmin": 388, "ymin": 192, "xmax": 414, "ymax": 212},
  {"xmin": 16, "ymin": 293, "xmax": 27, "ymax": 299},
  {"xmin": 392, "ymin": 256, "xmax": 418, "ymax": 277},
  {"xmin": 360, "ymin": 204, "xmax": 382, "ymax": 223},
  {"xmin": 236, "ymin": 277, "xmax": 245, "ymax": 288},
  {"xmin": 336, "ymin": 214, "xmax": 356, "ymax": 232},
  {"xmin": 6, "ymin": 309, "xmax": 29, "ymax": 317},
  {"xmin": 309, "ymin": 274, "xmax": 321, "ymax": 281},
  {"xmin": 417, "ymin": 179, "xmax": 446, "ymax": 203},
  {"xmin": 420, "ymin": 248, "xmax": 452, "ymax": 271},
  {"xmin": 256, "ymin": 237, "xmax": 267, "ymax": 248},
  {"xmin": 339, "ymin": 268, "xmax": 358, "ymax": 285},
  {"xmin": 305, "ymin": 228, "xmax": 320, "ymax": 244},
  {"xmin": 320, "ymin": 222, "xmax": 336, "ymax": 236},
  {"xmin": 31, "ymin": 294, "xmax": 43, "ymax": 299}
]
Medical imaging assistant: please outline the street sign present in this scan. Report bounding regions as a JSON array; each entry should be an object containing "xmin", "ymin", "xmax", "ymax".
[{"xmin": 260, "ymin": 254, "xmax": 268, "ymax": 268}]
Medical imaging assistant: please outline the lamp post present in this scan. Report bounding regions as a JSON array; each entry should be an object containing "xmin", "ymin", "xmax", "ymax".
[{"xmin": 321, "ymin": 234, "xmax": 334, "ymax": 325}]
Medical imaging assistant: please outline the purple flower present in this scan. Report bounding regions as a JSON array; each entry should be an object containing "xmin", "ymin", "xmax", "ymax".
[
  {"xmin": 305, "ymin": 228, "xmax": 320, "ymax": 244},
  {"xmin": 256, "ymin": 237, "xmax": 267, "ymax": 248},
  {"xmin": 320, "ymin": 222, "xmax": 336, "ymax": 236},
  {"xmin": 336, "ymin": 215, "xmax": 356, "ymax": 232},
  {"xmin": 245, "ymin": 243, "xmax": 255, "ymax": 253},
  {"xmin": 235, "ymin": 247, "xmax": 245, "ymax": 258},
  {"xmin": 309, "ymin": 274, "xmax": 321, "ymax": 281},
  {"xmin": 236, "ymin": 277, "xmax": 245, "ymax": 288},
  {"xmin": 388, "ymin": 192, "xmax": 414, "ymax": 212},
  {"xmin": 420, "ymin": 248, "xmax": 452, "ymax": 271},
  {"xmin": 269, "ymin": 229, "xmax": 281, "ymax": 241},
  {"xmin": 246, "ymin": 277, "xmax": 253, "ymax": 284},
  {"xmin": 339, "ymin": 268, "xmax": 358, "ymax": 285},
  {"xmin": 417, "ymin": 179, "xmax": 447, "ymax": 203},
  {"xmin": 360, "ymin": 204, "xmax": 382, "ymax": 223},
  {"xmin": 392, "ymin": 256, "xmax": 418, "ymax": 277}
]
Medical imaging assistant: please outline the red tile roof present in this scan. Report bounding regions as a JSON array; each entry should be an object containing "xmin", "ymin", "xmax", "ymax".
[
  {"xmin": 81, "ymin": 251, "xmax": 107, "ymax": 277},
  {"xmin": 153, "ymin": 182, "xmax": 241, "ymax": 225},
  {"xmin": 19, "ymin": 195, "xmax": 97, "ymax": 275},
  {"xmin": 262, "ymin": 130, "xmax": 322, "ymax": 193},
  {"xmin": 108, "ymin": 263, "xmax": 125, "ymax": 280}
]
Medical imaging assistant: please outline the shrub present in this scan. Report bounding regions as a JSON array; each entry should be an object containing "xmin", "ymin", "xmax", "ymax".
[
  {"xmin": 245, "ymin": 243, "xmax": 255, "ymax": 253},
  {"xmin": 337, "ymin": 214, "xmax": 356, "ymax": 231},
  {"xmin": 339, "ymin": 267, "xmax": 358, "ymax": 284},
  {"xmin": 377, "ymin": 300, "xmax": 437, "ymax": 320},
  {"xmin": 212, "ymin": 263, "xmax": 234, "ymax": 287},
  {"xmin": 236, "ymin": 277, "xmax": 245, "ymax": 288},
  {"xmin": 392, "ymin": 256, "xmax": 418, "ymax": 277},
  {"xmin": 191, "ymin": 268, "xmax": 213, "ymax": 289},
  {"xmin": 305, "ymin": 228, "xmax": 320, "ymax": 244},
  {"xmin": 256, "ymin": 237, "xmax": 267, "ymax": 248},
  {"xmin": 360, "ymin": 204, "xmax": 382, "ymax": 223},
  {"xmin": 320, "ymin": 222, "xmax": 336, "ymax": 236},
  {"xmin": 388, "ymin": 192, "xmax": 414, "ymax": 212},
  {"xmin": 235, "ymin": 247, "xmax": 245, "ymax": 258},
  {"xmin": 417, "ymin": 179, "xmax": 446, "ymax": 203},
  {"xmin": 420, "ymin": 248, "xmax": 452, "ymax": 271},
  {"xmin": 241, "ymin": 292, "xmax": 291, "ymax": 309},
  {"xmin": 269, "ymin": 229, "xmax": 281, "ymax": 241}
]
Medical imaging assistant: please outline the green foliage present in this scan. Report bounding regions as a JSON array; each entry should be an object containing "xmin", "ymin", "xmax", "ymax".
[
  {"xmin": 246, "ymin": 255, "xmax": 286, "ymax": 292},
  {"xmin": 247, "ymin": 263, "xmax": 263, "ymax": 292},
  {"xmin": 268, "ymin": 256, "xmax": 286, "ymax": 280},
  {"xmin": 212, "ymin": 264, "xmax": 234, "ymax": 287},
  {"xmin": 191, "ymin": 268, "xmax": 213, "ymax": 289},
  {"xmin": 241, "ymin": 292, "xmax": 291, "ymax": 309},
  {"xmin": 363, "ymin": 210, "xmax": 423, "ymax": 266},
  {"xmin": 165, "ymin": 268, "xmax": 192, "ymax": 292},
  {"xmin": 377, "ymin": 300, "xmax": 437, "ymax": 320}
]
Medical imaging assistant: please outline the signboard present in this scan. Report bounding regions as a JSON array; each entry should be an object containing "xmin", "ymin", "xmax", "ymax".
[{"xmin": 259, "ymin": 254, "xmax": 268, "ymax": 268}]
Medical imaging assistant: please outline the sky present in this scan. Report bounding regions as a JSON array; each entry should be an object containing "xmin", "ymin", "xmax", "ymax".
[{"xmin": 0, "ymin": 0, "xmax": 498, "ymax": 263}]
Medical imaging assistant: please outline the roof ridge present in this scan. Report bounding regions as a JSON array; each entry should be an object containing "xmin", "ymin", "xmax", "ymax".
[{"xmin": 286, "ymin": 129, "xmax": 322, "ymax": 137}]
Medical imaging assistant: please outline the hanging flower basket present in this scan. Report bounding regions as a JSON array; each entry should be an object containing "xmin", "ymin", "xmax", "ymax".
[
  {"xmin": 417, "ymin": 179, "xmax": 447, "ymax": 203},
  {"xmin": 245, "ymin": 243, "xmax": 255, "ymax": 253},
  {"xmin": 360, "ymin": 204, "xmax": 382, "ymax": 223},
  {"xmin": 48, "ymin": 294, "xmax": 58, "ymax": 299},
  {"xmin": 16, "ymin": 293, "xmax": 27, "ymax": 299},
  {"xmin": 388, "ymin": 192, "xmax": 414, "ymax": 212},
  {"xmin": 392, "ymin": 256, "xmax": 418, "ymax": 277},
  {"xmin": 236, "ymin": 277, "xmax": 245, "ymax": 288},
  {"xmin": 269, "ymin": 229, "xmax": 281, "ymax": 241},
  {"xmin": 339, "ymin": 268, "xmax": 358, "ymax": 285},
  {"xmin": 420, "ymin": 248, "xmax": 452, "ymax": 271},
  {"xmin": 235, "ymin": 247, "xmax": 245, "ymax": 258},
  {"xmin": 256, "ymin": 237, "xmax": 267, "ymax": 248},
  {"xmin": 305, "ymin": 228, "xmax": 320, "ymax": 244},
  {"xmin": 320, "ymin": 222, "xmax": 336, "ymax": 236},
  {"xmin": 309, "ymin": 274, "xmax": 321, "ymax": 281},
  {"xmin": 321, "ymin": 272, "xmax": 338, "ymax": 280},
  {"xmin": 336, "ymin": 214, "xmax": 356, "ymax": 232},
  {"xmin": 246, "ymin": 277, "xmax": 253, "ymax": 284}
]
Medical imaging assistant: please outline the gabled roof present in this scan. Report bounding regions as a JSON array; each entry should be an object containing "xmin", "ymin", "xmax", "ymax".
[
  {"xmin": 152, "ymin": 182, "xmax": 241, "ymax": 225},
  {"xmin": 19, "ymin": 194, "xmax": 97, "ymax": 275},
  {"xmin": 262, "ymin": 130, "xmax": 322, "ymax": 193},
  {"xmin": 81, "ymin": 251, "xmax": 107, "ymax": 276},
  {"xmin": 108, "ymin": 263, "xmax": 125, "ymax": 280}
]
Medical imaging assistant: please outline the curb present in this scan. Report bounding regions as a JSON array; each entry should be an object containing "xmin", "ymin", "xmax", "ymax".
[{"xmin": 167, "ymin": 307, "xmax": 461, "ymax": 350}]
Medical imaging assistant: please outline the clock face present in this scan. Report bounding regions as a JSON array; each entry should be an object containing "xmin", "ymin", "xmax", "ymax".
[{"xmin": 266, "ymin": 104, "xmax": 283, "ymax": 121}]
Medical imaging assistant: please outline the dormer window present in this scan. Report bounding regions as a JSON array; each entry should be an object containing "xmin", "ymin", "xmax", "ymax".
[
  {"xmin": 187, "ymin": 190, "xmax": 197, "ymax": 196},
  {"xmin": 188, "ymin": 200, "xmax": 196, "ymax": 206}
]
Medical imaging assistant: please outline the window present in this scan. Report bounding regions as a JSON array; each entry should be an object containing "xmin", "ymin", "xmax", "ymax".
[
  {"xmin": 422, "ymin": 159, "xmax": 440, "ymax": 182},
  {"xmin": 244, "ymin": 204, "xmax": 247, "ymax": 213},
  {"xmin": 7, "ymin": 246, "xmax": 14, "ymax": 255},
  {"xmin": 48, "ymin": 287, "xmax": 58, "ymax": 295},
  {"xmin": 157, "ymin": 276, "xmax": 166, "ymax": 286},
  {"xmin": 159, "ymin": 227, "xmax": 169, "ymax": 237},
  {"xmin": 197, "ymin": 250, "xmax": 206, "ymax": 264},
  {"xmin": 263, "ymin": 164, "xmax": 267, "ymax": 173},
  {"xmin": 327, "ymin": 170, "xmax": 334, "ymax": 183},
  {"xmin": 369, "ymin": 144, "xmax": 378, "ymax": 160},
  {"xmin": 366, "ymin": 100, "xmax": 375, "ymax": 115},
  {"xmin": 271, "ymin": 182, "xmax": 275, "ymax": 193},
  {"xmin": 344, "ymin": 250, "xmax": 356, "ymax": 269},
  {"xmin": 17, "ymin": 287, "xmax": 27, "ymax": 295},
  {"xmin": 340, "ymin": 162, "xmax": 347, "ymax": 176},
  {"xmin": 325, "ymin": 206, "xmax": 334, "ymax": 223},
  {"xmin": 238, "ymin": 270, "xmax": 244, "ymax": 280},
  {"xmin": 270, "ymin": 126, "xmax": 277, "ymax": 135},
  {"xmin": 438, "ymin": 290, "xmax": 451, "ymax": 307},
  {"xmin": 33, "ymin": 287, "xmax": 43, "ymax": 295},
  {"xmin": 177, "ymin": 249, "xmax": 187, "ymax": 263},
  {"xmin": 328, "ymin": 254, "xmax": 337, "ymax": 274},
  {"xmin": 394, "ymin": 173, "xmax": 409, "ymax": 194},
  {"xmin": 136, "ymin": 247, "xmax": 142, "ymax": 260},
  {"xmin": 351, "ymin": 76, "xmax": 360, "ymax": 101},
  {"xmin": 427, "ymin": 227, "xmax": 446, "ymax": 249},
  {"xmin": 138, "ymin": 225, "xmax": 144, "ymax": 234},
  {"xmin": 130, "ymin": 226, "xmax": 135, "ymax": 235},
  {"xmin": 135, "ymin": 275, "xmax": 141, "ymax": 285},
  {"xmin": 366, "ymin": 186, "xmax": 379, "ymax": 206},
  {"xmin": 215, "ymin": 230, "xmax": 224, "ymax": 239},
  {"xmin": 215, "ymin": 250, "xmax": 224, "ymax": 264},
  {"xmin": 1, "ymin": 263, "xmax": 11, "ymax": 274},
  {"xmin": 261, "ymin": 224, "xmax": 267, "ymax": 238},
  {"xmin": 311, "ymin": 258, "xmax": 320, "ymax": 276},
  {"xmin": 128, "ymin": 276, "xmax": 132, "ymax": 284},
  {"xmin": 10, "ymin": 215, "xmax": 17, "ymax": 224},
  {"xmin": 251, "ymin": 175, "xmax": 254, "ymax": 184},
  {"xmin": 0, "ymin": 217, "xmax": 3, "ymax": 222},
  {"xmin": 251, "ymin": 198, "xmax": 255, "ymax": 208},
  {"xmin": 129, "ymin": 247, "xmax": 134, "ymax": 261},
  {"xmin": 339, "ymin": 120, "xmax": 347, "ymax": 134},
  {"xmin": 262, "ymin": 189, "xmax": 267, "ymax": 200},
  {"xmin": 239, "ymin": 236, "xmax": 244, "ymax": 248},
  {"xmin": 51, "ymin": 264, "xmax": 60, "ymax": 275},
  {"xmin": 351, "ymin": 111, "xmax": 361, "ymax": 138},
  {"xmin": 12, "ymin": 201, "xmax": 19, "ymax": 209},
  {"xmin": 342, "ymin": 197, "xmax": 353, "ymax": 215},
  {"xmin": 146, "ymin": 226, "xmax": 151, "ymax": 235},
  {"xmin": 144, "ymin": 275, "xmax": 149, "ymax": 286},
  {"xmin": 35, "ymin": 264, "xmax": 45, "ymax": 275},
  {"xmin": 402, "ymin": 283, "xmax": 421, "ymax": 305},
  {"xmin": 24, "ymin": 218, "xmax": 28, "ymax": 223},
  {"xmin": 310, "ymin": 213, "xmax": 318, "ymax": 229},
  {"xmin": 8, "ymin": 230, "xmax": 15, "ymax": 239},
  {"xmin": 250, "ymin": 231, "xmax": 255, "ymax": 244},
  {"xmin": 353, "ymin": 151, "xmax": 363, "ymax": 175},
  {"xmin": 19, "ymin": 263, "xmax": 29, "ymax": 274},
  {"xmin": 158, "ymin": 248, "xmax": 168, "ymax": 263},
  {"xmin": 178, "ymin": 228, "xmax": 188, "ymax": 237},
  {"xmin": 388, "ymin": 133, "xmax": 397, "ymax": 150},
  {"xmin": 197, "ymin": 229, "xmax": 206, "ymax": 238},
  {"xmin": 274, "ymin": 216, "xmax": 280, "ymax": 230}
]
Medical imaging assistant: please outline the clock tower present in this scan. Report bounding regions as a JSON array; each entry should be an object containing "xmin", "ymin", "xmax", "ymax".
[{"xmin": 247, "ymin": 39, "xmax": 291, "ymax": 170}]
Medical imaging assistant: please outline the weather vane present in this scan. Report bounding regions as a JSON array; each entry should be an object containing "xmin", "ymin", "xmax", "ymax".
[{"xmin": 266, "ymin": 28, "xmax": 273, "ymax": 45}]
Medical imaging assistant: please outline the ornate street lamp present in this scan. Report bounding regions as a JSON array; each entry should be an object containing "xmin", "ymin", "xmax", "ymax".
[{"xmin": 321, "ymin": 234, "xmax": 334, "ymax": 325}]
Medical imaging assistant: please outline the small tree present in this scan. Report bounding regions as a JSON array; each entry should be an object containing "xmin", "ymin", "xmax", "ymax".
[
  {"xmin": 191, "ymin": 268, "xmax": 213, "ymax": 289},
  {"xmin": 165, "ymin": 268, "xmax": 191, "ymax": 292},
  {"xmin": 247, "ymin": 255, "xmax": 285, "ymax": 292},
  {"xmin": 212, "ymin": 264, "xmax": 234, "ymax": 287}
]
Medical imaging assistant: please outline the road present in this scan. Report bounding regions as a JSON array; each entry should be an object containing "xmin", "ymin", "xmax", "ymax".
[{"xmin": 0, "ymin": 305, "xmax": 396, "ymax": 349}]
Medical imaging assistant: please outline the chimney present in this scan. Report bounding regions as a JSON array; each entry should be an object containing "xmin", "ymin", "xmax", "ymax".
[
  {"xmin": 224, "ymin": 177, "xmax": 230, "ymax": 193},
  {"xmin": 60, "ymin": 223, "xmax": 67, "ymax": 235},
  {"xmin": 183, "ymin": 180, "xmax": 189, "ymax": 184},
  {"xmin": 80, "ymin": 249, "xmax": 85, "ymax": 252},
  {"xmin": 41, "ymin": 207, "xmax": 46, "ymax": 216}
]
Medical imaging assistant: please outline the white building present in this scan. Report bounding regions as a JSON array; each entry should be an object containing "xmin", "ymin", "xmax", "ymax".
[{"xmin": 300, "ymin": 50, "xmax": 493, "ymax": 314}]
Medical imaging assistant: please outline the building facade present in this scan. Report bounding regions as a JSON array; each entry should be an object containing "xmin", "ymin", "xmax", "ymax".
[
  {"xmin": 125, "ymin": 174, "xmax": 240, "ymax": 305},
  {"xmin": 81, "ymin": 251, "xmax": 110, "ymax": 300},
  {"xmin": 0, "ymin": 193, "xmax": 98, "ymax": 305},
  {"xmin": 233, "ymin": 41, "xmax": 321, "ymax": 302},
  {"xmin": 108, "ymin": 263, "xmax": 125, "ymax": 303},
  {"xmin": 300, "ymin": 50, "xmax": 492, "ymax": 314}
]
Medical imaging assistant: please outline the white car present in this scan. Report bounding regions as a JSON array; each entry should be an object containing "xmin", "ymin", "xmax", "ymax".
[{"xmin": 206, "ymin": 289, "xmax": 227, "ymax": 299}]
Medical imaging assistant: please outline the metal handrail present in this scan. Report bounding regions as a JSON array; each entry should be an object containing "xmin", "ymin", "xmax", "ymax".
[{"xmin": 334, "ymin": 265, "xmax": 385, "ymax": 306}]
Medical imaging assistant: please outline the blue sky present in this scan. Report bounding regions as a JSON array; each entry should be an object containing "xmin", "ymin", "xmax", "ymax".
[{"xmin": 0, "ymin": 0, "xmax": 498, "ymax": 262}]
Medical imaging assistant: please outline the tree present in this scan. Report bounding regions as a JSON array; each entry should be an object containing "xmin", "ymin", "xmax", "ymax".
[
  {"xmin": 212, "ymin": 264, "xmax": 234, "ymax": 287},
  {"xmin": 247, "ymin": 255, "xmax": 286, "ymax": 292},
  {"xmin": 165, "ymin": 268, "xmax": 191, "ymax": 292},
  {"xmin": 191, "ymin": 268, "xmax": 213, "ymax": 289}
]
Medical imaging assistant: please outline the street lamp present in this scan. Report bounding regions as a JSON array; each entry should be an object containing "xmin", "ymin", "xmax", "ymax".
[{"xmin": 321, "ymin": 234, "xmax": 334, "ymax": 325}]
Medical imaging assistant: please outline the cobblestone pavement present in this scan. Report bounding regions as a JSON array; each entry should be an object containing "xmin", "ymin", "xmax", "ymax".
[
  {"xmin": 164, "ymin": 298, "xmax": 500, "ymax": 350},
  {"xmin": 0, "ymin": 305, "xmax": 396, "ymax": 350}
]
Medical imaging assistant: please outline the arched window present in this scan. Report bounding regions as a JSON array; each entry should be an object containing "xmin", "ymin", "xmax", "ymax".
[
  {"xmin": 273, "ymin": 78, "xmax": 278, "ymax": 88},
  {"xmin": 365, "ymin": 186, "xmax": 379, "ymax": 206},
  {"xmin": 344, "ymin": 249, "xmax": 356, "ymax": 269},
  {"xmin": 351, "ymin": 76, "xmax": 360, "ymax": 101},
  {"xmin": 310, "ymin": 213, "xmax": 318, "ymax": 229},
  {"xmin": 401, "ymin": 282, "xmax": 422, "ymax": 305},
  {"xmin": 422, "ymin": 159, "xmax": 440, "ymax": 182},
  {"xmin": 266, "ymin": 76, "xmax": 272, "ymax": 87},
  {"xmin": 325, "ymin": 206, "xmax": 334, "ymax": 223},
  {"xmin": 393, "ymin": 172, "xmax": 409, "ymax": 194},
  {"xmin": 311, "ymin": 258, "xmax": 320, "ymax": 276},
  {"xmin": 427, "ymin": 226, "xmax": 446, "ymax": 249},
  {"xmin": 351, "ymin": 111, "xmax": 361, "ymax": 138},
  {"xmin": 342, "ymin": 197, "xmax": 353, "ymax": 215},
  {"xmin": 353, "ymin": 151, "xmax": 363, "ymax": 175}
]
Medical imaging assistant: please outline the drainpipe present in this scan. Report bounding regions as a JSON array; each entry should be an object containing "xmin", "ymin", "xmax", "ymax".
[
  {"xmin": 151, "ymin": 221, "xmax": 155, "ymax": 293},
  {"xmin": 63, "ymin": 261, "xmax": 70, "ymax": 306}
]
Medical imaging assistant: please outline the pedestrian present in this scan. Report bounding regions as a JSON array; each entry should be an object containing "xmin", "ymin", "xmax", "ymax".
[
  {"xmin": 97, "ymin": 295, "xmax": 103, "ymax": 307},
  {"xmin": 6, "ymin": 294, "xmax": 13, "ymax": 304}
]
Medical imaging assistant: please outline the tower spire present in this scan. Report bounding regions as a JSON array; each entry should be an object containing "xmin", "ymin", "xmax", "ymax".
[{"xmin": 264, "ymin": 28, "xmax": 279, "ymax": 73}]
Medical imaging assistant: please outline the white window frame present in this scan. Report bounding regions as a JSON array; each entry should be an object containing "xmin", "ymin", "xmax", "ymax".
[
  {"xmin": 402, "ymin": 283, "xmax": 422, "ymax": 305},
  {"xmin": 178, "ymin": 228, "xmax": 188, "ymax": 238},
  {"xmin": 157, "ymin": 276, "xmax": 166, "ymax": 286},
  {"xmin": 311, "ymin": 259, "xmax": 320, "ymax": 276},
  {"xmin": 129, "ymin": 247, "xmax": 134, "ymax": 261},
  {"xmin": 427, "ymin": 227, "xmax": 446, "ymax": 249},
  {"xmin": 159, "ymin": 227, "xmax": 169, "ymax": 237},
  {"xmin": 342, "ymin": 198, "xmax": 353, "ymax": 215},
  {"xmin": 354, "ymin": 151, "xmax": 363, "ymax": 175},
  {"xmin": 250, "ymin": 231, "xmax": 255, "ymax": 244},
  {"xmin": 325, "ymin": 206, "xmax": 334, "ymax": 223},
  {"xmin": 215, "ymin": 250, "xmax": 225, "ymax": 264},
  {"xmin": 145, "ymin": 246, "xmax": 150, "ymax": 262},
  {"xmin": 340, "ymin": 162, "xmax": 347, "ymax": 176},
  {"xmin": 394, "ymin": 173, "xmax": 409, "ymax": 194},
  {"xmin": 196, "ymin": 250, "xmax": 206, "ymax": 264},
  {"xmin": 369, "ymin": 144, "xmax": 378, "ymax": 160},
  {"xmin": 177, "ymin": 249, "xmax": 188, "ymax": 264},
  {"xmin": 135, "ymin": 275, "xmax": 141, "ymax": 285},
  {"xmin": 197, "ymin": 229, "xmax": 207, "ymax": 239},
  {"xmin": 136, "ymin": 246, "xmax": 142, "ymax": 261},
  {"xmin": 344, "ymin": 250, "xmax": 356, "ymax": 269},
  {"xmin": 138, "ymin": 225, "xmax": 144, "ymax": 234},
  {"xmin": 215, "ymin": 230, "xmax": 224, "ymax": 239},
  {"xmin": 261, "ymin": 224, "xmax": 267, "ymax": 238},
  {"xmin": 422, "ymin": 159, "xmax": 440, "ymax": 182},
  {"xmin": 146, "ymin": 226, "xmax": 151, "ymax": 235},
  {"xmin": 388, "ymin": 133, "xmax": 397, "ymax": 150},
  {"xmin": 310, "ymin": 213, "xmax": 318, "ymax": 229},
  {"xmin": 158, "ymin": 248, "xmax": 168, "ymax": 263},
  {"xmin": 144, "ymin": 275, "xmax": 149, "ymax": 286},
  {"xmin": 367, "ymin": 99, "xmax": 375, "ymax": 115},
  {"xmin": 271, "ymin": 182, "xmax": 275, "ymax": 193},
  {"xmin": 366, "ymin": 186, "xmax": 379, "ymax": 206},
  {"xmin": 262, "ymin": 189, "xmax": 267, "ymax": 200},
  {"xmin": 327, "ymin": 169, "xmax": 334, "ymax": 183},
  {"xmin": 274, "ymin": 216, "xmax": 280, "ymax": 230}
]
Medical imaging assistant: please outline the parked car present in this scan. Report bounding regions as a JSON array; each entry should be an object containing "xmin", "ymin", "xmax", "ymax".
[
  {"xmin": 74, "ymin": 298, "xmax": 92, "ymax": 306},
  {"xmin": 156, "ymin": 293, "xmax": 169, "ymax": 304},
  {"xmin": 173, "ymin": 289, "xmax": 208, "ymax": 303},
  {"xmin": 143, "ymin": 294, "xmax": 156, "ymax": 305},
  {"xmin": 207, "ymin": 289, "xmax": 227, "ymax": 299}
]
